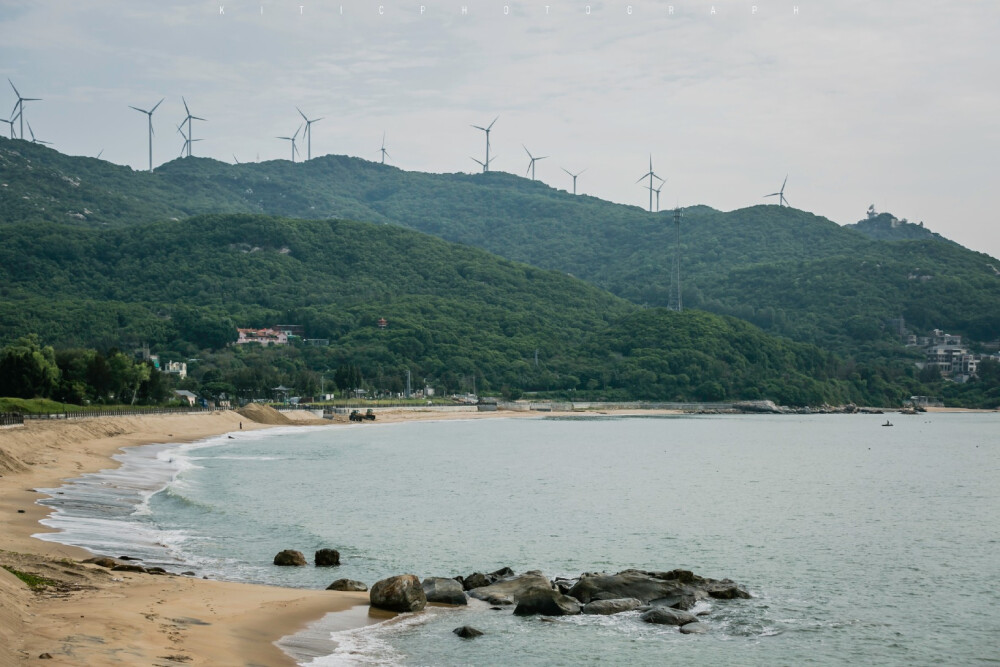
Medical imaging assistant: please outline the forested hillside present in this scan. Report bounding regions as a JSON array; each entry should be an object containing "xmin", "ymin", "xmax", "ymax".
[
  {"xmin": 0, "ymin": 214, "xmax": 904, "ymax": 406},
  {"xmin": 4, "ymin": 139, "xmax": 997, "ymax": 358}
]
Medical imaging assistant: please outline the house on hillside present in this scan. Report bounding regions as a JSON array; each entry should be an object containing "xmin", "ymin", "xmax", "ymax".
[
  {"xmin": 237, "ymin": 328, "xmax": 289, "ymax": 346},
  {"xmin": 174, "ymin": 390, "xmax": 197, "ymax": 406},
  {"xmin": 162, "ymin": 361, "xmax": 187, "ymax": 379}
]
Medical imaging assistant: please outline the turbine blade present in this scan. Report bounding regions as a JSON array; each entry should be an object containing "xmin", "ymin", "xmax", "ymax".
[
  {"xmin": 523, "ymin": 144, "xmax": 531, "ymax": 158},
  {"xmin": 487, "ymin": 116, "xmax": 499, "ymax": 130},
  {"xmin": 129, "ymin": 106, "xmax": 147, "ymax": 114},
  {"xmin": 561, "ymin": 168, "xmax": 571, "ymax": 176},
  {"xmin": 297, "ymin": 107, "xmax": 308, "ymax": 122},
  {"xmin": 471, "ymin": 124, "xmax": 485, "ymax": 131},
  {"xmin": 765, "ymin": 192, "xmax": 779, "ymax": 197},
  {"xmin": 8, "ymin": 79, "xmax": 20, "ymax": 97},
  {"xmin": 182, "ymin": 97, "xmax": 190, "ymax": 115},
  {"xmin": 538, "ymin": 156, "xmax": 547, "ymax": 161},
  {"xmin": 293, "ymin": 124, "xmax": 302, "ymax": 140},
  {"xmin": 192, "ymin": 116, "xmax": 206, "ymax": 121},
  {"xmin": 151, "ymin": 98, "xmax": 164, "ymax": 113},
  {"xmin": 23, "ymin": 98, "xmax": 41, "ymax": 102}
]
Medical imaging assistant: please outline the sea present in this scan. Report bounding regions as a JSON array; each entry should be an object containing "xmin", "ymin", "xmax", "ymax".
[{"xmin": 35, "ymin": 413, "xmax": 1000, "ymax": 666}]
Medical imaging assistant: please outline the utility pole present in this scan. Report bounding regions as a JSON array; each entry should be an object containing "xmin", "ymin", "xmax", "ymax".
[
  {"xmin": 669, "ymin": 207, "xmax": 682, "ymax": 312},
  {"xmin": 405, "ymin": 369, "xmax": 412, "ymax": 398}
]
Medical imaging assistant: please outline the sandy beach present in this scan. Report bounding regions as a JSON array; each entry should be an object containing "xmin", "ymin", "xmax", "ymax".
[{"xmin": 0, "ymin": 411, "xmax": 378, "ymax": 666}]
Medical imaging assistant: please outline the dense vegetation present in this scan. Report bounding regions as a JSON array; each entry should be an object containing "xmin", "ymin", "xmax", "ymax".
[
  {"xmin": 0, "ymin": 214, "xmax": 928, "ymax": 407},
  {"xmin": 3, "ymin": 138, "xmax": 998, "ymax": 360}
]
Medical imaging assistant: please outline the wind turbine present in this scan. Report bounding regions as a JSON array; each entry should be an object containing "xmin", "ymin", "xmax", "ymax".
[
  {"xmin": 471, "ymin": 116, "xmax": 498, "ymax": 172},
  {"xmin": 379, "ymin": 132, "xmax": 390, "ymax": 164},
  {"xmin": 0, "ymin": 118, "xmax": 12, "ymax": 139},
  {"xmin": 277, "ymin": 124, "xmax": 302, "ymax": 162},
  {"xmin": 636, "ymin": 155, "xmax": 663, "ymax": 212},
  {"xmin": 96, "ymin": 149, "xmax": 104, "ymax": 159},
  {"xmin": 129, "ymin": 98, "xmax": 164, "ymax": 171},
  {"xmin": 561, "ymin": 167, "xmax": 586, "ymax": 195},
  {"xmin": 296, "ymin": 107, "xmax": 322, "ymax": 160},
  {"xmin": 653, "ymin": 181, "xmax": 665, "ymax": 212},
  {"xmin": 523, "ymin": 145, "xmax": 547, "ymax": 181},
  {"xmin": 8, "ymin": 79, "xmax": 41, "ymax": 140},
  {"xmin": 470, "ymin": 155, "xmax": 497, "ymax": 172},
  {"xmin": 233, "ymin": 154, "xmax": 241, "ymax": 164},
  {"xmin": 26, "ymin": 122, "xmax": 50, "ymax": 145},
  {"xmin": 180, "ymin": 97, "xmax": 206, "ymax": 158},
  {"xmin": 765, "ymin": 176, "xmax": 790, "ymax": 206},
  {"xmin": 176, "ymin": 122, "xmax": 202, "ymax": 158}
]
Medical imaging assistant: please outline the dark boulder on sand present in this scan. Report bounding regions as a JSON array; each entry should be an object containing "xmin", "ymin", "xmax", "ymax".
[
  {"xmin": 327, "ymin": 579, "xmax": 367, "ymax": 591},
  {"xmin": 315, "ymin": 549, "xmax": 341, "ymax": 567},
  {"xmin": 422, "ymin": 577, "xmax": 468, "ymax": 605},
  {"xmin": 582, "ymin": 598, "xmax": 643, "ymax": 615},
  {"xmin": 641, "ymin": 607, "xmax": 699, "ymax": 626},
  {"xmin": 512, "ymin": 586, "xmax": 582, "ymax": 617},
  {"xmin": 370, "ymin": 574, "xmax": 427, "ymax": 612},
  {"xmin": 83, "ymin": 556, "xmax": 122, "ymax": 569},
  {"xmin": 273, "ymin": 550, "xmax": 307, "ymax": 566},
  {"xmin": 453, "ymin": 625, "xmax": 484, "ymax": 638},
  {"xmin": 468, "ymin": 573, "xmax": 552, "ymax": 606}
]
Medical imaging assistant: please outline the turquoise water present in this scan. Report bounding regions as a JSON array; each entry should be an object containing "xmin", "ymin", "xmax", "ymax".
[{"xmin": 37, "ymin": 414, "xmax": 1000, "ymax": 665}]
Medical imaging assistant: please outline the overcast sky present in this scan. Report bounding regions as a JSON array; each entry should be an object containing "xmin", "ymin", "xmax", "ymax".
[{"xmin": 3, "ymin": 1, "xmax": 998, "ymax": 258}]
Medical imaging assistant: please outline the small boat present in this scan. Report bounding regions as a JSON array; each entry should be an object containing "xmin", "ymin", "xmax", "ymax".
[{"xmin": 882, "ymin": 420, "xmax": 893, "ymax": 427}]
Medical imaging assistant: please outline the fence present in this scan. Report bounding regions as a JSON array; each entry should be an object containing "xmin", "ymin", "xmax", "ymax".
[
  {"xmin": 20, "ymin": 406, "xmax": 209, "ymax": 421},
  {"xmin": 0, "ymin": 412, "xmax": 24, "ymax": 427}
]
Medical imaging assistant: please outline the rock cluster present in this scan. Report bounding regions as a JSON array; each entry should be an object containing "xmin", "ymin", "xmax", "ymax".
[{"xmin": 364, "ymin": 566, "xmax": 749, "ymax": 639}]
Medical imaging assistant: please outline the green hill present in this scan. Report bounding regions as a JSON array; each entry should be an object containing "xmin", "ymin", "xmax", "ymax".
[
  {"xmin": 3, "ymin": 137, "xmax": 998, "ymax": 360},
  {"xmin": 0, "ymin": 214, "xmax": 885, "ymax": 405}
]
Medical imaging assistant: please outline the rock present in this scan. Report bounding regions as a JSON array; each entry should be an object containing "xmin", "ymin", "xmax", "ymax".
[
  {"xmin": 462, "ymin": 572, "xmax": 491, "ymax": 590},
  {"xmin": 315, "ymin": 549, "xmax": 341, "ymax": 567},
  {"xmin": 273, "ymin": 550, "xmax": 307, "ymax": 567},
  {"xmin": 181, "ymin": 571, "xmax": 196, "ymax": 576},
  {"xmin": 468, "ymin": 573, "xmax": 551, "ymax": 605},
  {"xmin": 39, "ymin": 653, "xmax": 53, "ymax": 659},
  {"xmin": 640, "ymin": 607, "xmax": 698, "ymax": 626},
  {"xmin": 327, "ymin": 579, "xmax": 368, "ymax": 592},
  {"xmin": 370, "ymin": 574, "xmax": 427, "ymax": 612},
  {"xmin": 83, "ymin": 557, "xmax": 121, "ymax": 569},
  {"xmin": 146, "ymin": 567, "xmax": 167, "ymax": 575},
  {"xmin": 422, "ymin": 577, "xmax": 468, "ymax": 605},
  {"xmin": 553, "ymin": 578, "xmax": 577, "ymax": 595},
  {"xmin": 111, "ymin": 563, "xmax": 146, "ymax": 573},
  {"xmin": 461, "ymin": 567, "xmax": 514, "ymax": 590},
  {"xmin": 646, "ymin": 587, "xmax": 700, "ymax": 611},
  {"xmin": 569, "ymin": 571, "xmax": 684, "ymax": 604},
  {"xmin": 512, "ymin": 585, "xmax": 581, "ymax": 616},
  {"xmin": 453, "ymin": 625, "xmax": 483, "ymax": 639},
  {"xmin": 704, "ymin": 580, "xmax": 751, "ymax": 599},
  {"xmin": 679, "ymin": 621, "xmax": 709, "ymax": 634},
  {"xmin": 581, "ymin": 598, "xmax": 643, "ymax": 615}
]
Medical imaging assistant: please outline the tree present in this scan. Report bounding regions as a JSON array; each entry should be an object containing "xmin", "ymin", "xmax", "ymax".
[
  {"xmin": 0, "ymin": 335, "xmax": 60, "ymax": 399},
  {"xmin": 107, "ymin": 352, "xmax": 151, "ymax": 404}
]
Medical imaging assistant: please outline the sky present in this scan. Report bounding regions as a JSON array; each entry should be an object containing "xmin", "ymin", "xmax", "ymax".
[{"xmin": 2, "ymin": 0, "xmax": 999, "ymax": 258}]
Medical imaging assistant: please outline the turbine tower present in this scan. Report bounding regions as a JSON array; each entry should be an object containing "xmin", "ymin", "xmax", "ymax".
[
  {"xmin": 8, "ymin": 79, "xmax": 41, "ymax": 140},
  {"xmin": 669, "ymin": 207, "xmax": 683, "ymax": 312},
  {"xmin": 277, "ymin": 125, "xmax": 302, "ymax": 162},
  {"xmin": 0, "ymin": 118, "xmax": 13, "ymax": 139},
  {"xmin": 523, "ymin": 145, "xmax": 547, "ymax": 181},
  {"xmin": 471, "ymin": 116, "xmax": 498, "ymax": 173},
  {"xmin": 379, "ymin": 132, "xmax": 390, "ymax": 164},
  {"xmin": 180, "ymin": 97, "xmax": 206, "ymax": 158},
  {"xmin": 296, "ymin": 107, "xmax": 322, "ymax": 161},
  {"xmin": 653, "ymin": 181, "xmax": 665, "ymax": 212},
  {"xmin": 129, "ymin": 98, "xmax": 164, "ymax": 171},
  {"xmin": 561, "ymin": 167, "xmax": 586, "ymax": 195},
  {"xmin": 636, "ymin": 155, "xmax": 663, "ymax": 212},
  {"xmin": 765, "ymin": 176, "xmax": 790, "ymax": 206}
]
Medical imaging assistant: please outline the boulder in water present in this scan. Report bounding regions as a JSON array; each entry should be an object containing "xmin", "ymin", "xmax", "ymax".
[
  {"xmin": 326, "ymin": 579, "xmax": 367, "ymax": 591},
  {"xmin": 453, "ymin": 626, "xmax": 484, "ymax": 638},
  {"xmin": 581, "ymin": 598, "xmax": 643, "ymax": 615},
  {"xmin": 370, "ymin": 574, "xmax": 427, "ymax": 612},
  {"xmin": 640, "ymin": 607, "xmax": 698, "ymax": 626},
  {"xmin": 273, "ymin": 550, "xmax": 307, "ymax": 567},
  {"xmin": 422, "ymin": 577, "xmax": 468, "ymax": 605},
  {"xmin": 468, "ymin": 573, "xmax": 551, "ymax": 605},
  {"xmin": 315, "ymin": 549, "xmax": 341, "ymax": 567},
  {"xmin": 512, "ymin": 585, "xmax": 582, "ymax": 616},
  {"xmin": 679, "ymin": 621, "xmax": 709, "ymax": 634}
]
